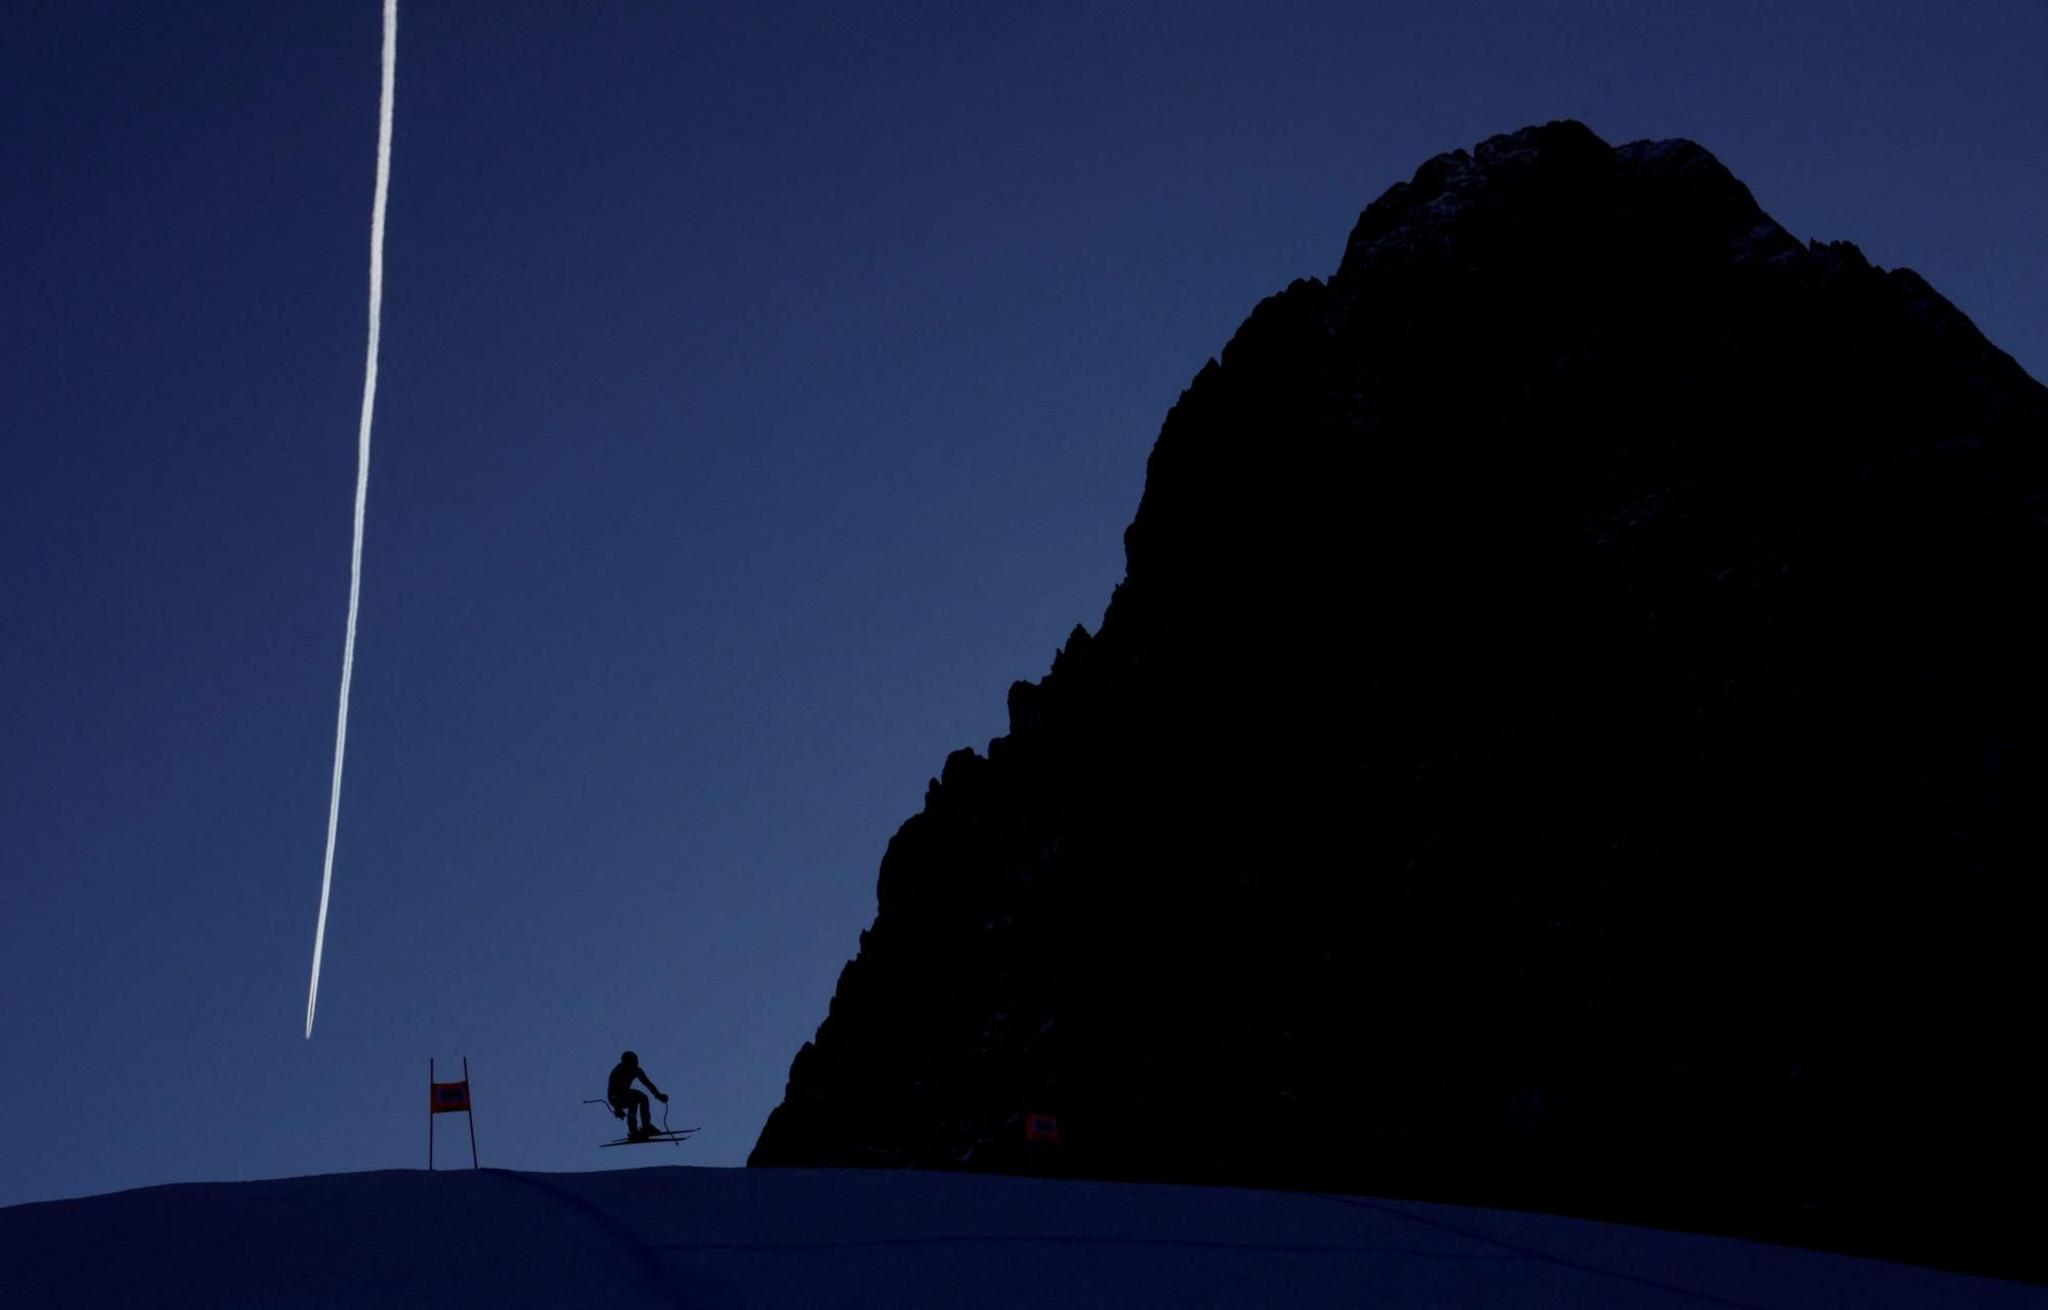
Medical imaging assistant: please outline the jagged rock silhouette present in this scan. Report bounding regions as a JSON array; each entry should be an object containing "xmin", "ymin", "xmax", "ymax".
[{"xmin": 751, "ymin": 120, "xmax": 2048, "ymax": 1281}]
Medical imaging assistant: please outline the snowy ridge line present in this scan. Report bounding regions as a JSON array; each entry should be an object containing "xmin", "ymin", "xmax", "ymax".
[
  {"xmin": 637, "ymin": 1234, "xmax": 1525, "ymax": 1259},
  {"xmin": 5, "ymin": 1164, "xmax": 2037, "ymax": 1307},
  {"xmin": 1315, "ymin": 1193, "xmax": 1777, "ymax": 1310}
]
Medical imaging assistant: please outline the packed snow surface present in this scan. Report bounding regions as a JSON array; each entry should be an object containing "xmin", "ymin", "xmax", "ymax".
[{"xmin": 3, "ymin": 1165, "xmax": 2036, "ymax": 1308}]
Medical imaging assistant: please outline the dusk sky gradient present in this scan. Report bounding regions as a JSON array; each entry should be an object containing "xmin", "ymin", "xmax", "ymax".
[{"xmin": 3, "ymin": 0, "xmax": 2043, "ymax": 1209}]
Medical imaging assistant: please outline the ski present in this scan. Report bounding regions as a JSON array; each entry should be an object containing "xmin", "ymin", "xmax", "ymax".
[{"xmin": 599, "ymin": 1127, "xmax": 700, "ymax": 1148}]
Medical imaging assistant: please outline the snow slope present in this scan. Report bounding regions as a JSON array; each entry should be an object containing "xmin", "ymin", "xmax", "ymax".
[{"xmin": 1, "ymin": 1165, "xmax": 2036, "ymax": 1308}]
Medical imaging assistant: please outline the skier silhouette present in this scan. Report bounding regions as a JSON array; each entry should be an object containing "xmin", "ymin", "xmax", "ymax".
[{"xmin": 607, "ymin": 1050, "xmax": 668, "ymax": 1139}]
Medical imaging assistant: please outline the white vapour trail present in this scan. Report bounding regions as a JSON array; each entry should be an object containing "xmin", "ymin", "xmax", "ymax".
[{"xmin": 308, "ymin": 0, "xmax": 397, "ymax": 1038}]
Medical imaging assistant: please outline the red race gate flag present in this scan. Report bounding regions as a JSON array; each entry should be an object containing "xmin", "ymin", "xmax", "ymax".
[{"xmin": 429, "ymin": 1057, "xmax": 479, "ymax": 1169}]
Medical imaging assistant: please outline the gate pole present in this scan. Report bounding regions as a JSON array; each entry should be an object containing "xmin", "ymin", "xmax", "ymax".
[{"xmin": 464, "ymin": 1056, "xmax": 479, "ymax": 1169}]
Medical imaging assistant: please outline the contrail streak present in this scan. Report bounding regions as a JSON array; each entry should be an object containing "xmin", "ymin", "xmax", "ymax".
[{"xmin": 308, "ymin": 0, "xmax": 397, "ymax": 1038}]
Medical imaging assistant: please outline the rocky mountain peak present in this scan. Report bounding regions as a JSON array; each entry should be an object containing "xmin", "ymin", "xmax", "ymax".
[{"xmin": 751, "ymin": 122, "xmax": 2048, "ymax": 1283}]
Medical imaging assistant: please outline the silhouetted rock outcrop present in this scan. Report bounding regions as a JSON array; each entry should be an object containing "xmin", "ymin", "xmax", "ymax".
[{"xmin": 750, "ymin": 121, "xmax": 2048, "ymax": 1281}]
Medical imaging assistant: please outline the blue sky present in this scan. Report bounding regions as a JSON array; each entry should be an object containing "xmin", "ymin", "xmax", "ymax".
[{"xmin": 3, "ymin": 0, "xmax": 2042, "ymax": 1207}]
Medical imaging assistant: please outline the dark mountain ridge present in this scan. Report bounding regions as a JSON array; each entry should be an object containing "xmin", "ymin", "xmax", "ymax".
[{"xmin": 750, "ymin": 121, "xmax": 2048, "ymax": 1281}]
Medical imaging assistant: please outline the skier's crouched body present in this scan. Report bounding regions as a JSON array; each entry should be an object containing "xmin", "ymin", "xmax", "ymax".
[{"xmin": 608, "ymin": 1050, "xmax": 667, "ymax": 1138}]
